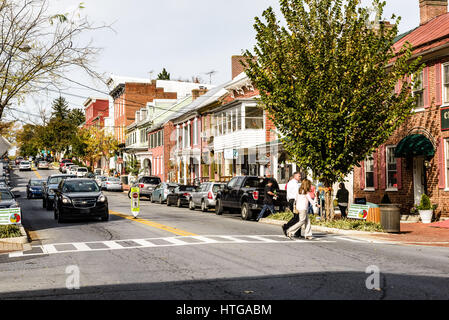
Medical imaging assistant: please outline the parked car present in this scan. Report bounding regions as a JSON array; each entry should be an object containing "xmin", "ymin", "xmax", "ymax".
[
  {"xmin": 86, "ymin": 173, "xmax": 95, "ymax": 179},
  {"xmin": 94, "ymin": 168, "xmax": 102, "ymax": 176},
  {"xmin": 15, "ymin": 156, "xmax": 24, "ymax": 166},
  {"xmin": 166, "ymin": 185, "xmax": 198, "ymax": 208},
  {"xmin": 19, "ymin": 161, "xmax": 32, "ymax": 171},
  {"xmin": 59, "ymin": 159, "xmax": 72, "ymax": 170},
  {"xmin": 101, "ymin": 177, "xmax": 123, "ymax": 192},
  {"xmin": 61, "ymin": 163, "xmax": 74, "ymax": 173},
  {"xmin": 26, "ymin": 179, "xmax": 46, "ymax": 199},
  {"xmin": 150, "ymin": 182, "xmax": 179, "ymax": 204},
  {"xmin": 53, "ymin": 178, "xmax": 109, "ymax": 223},
  {"xmin": 0, "ymin": 188, "xmax": 20, "ymax": 209},
  {"xmin": 215, "ymin": 176, "xmax": 288, "ymax": 220},
  {"xmin": 67, "ymin": 165, "xmax": 79, "ymax": 175},
  {"xmin": 95, "ymin": 175, "xmax": 107, "ymax": 187},
  {"xmin": 75, "ymin": 167, "xmax": 89, "ymax": 178},
  {"xmin": 128, "ymin": 176, "xmax": 161, "ymax": 199},
  {"xmin": 42, "ymin": 174, "xmax": 77, "ymax": 210},
  {"xmin": 189, "ymin": 182, "xmax": 226, "ymax": 212},
  {"xmin": 37, "ymin": 161, "xmax": 49, "ymax": 170}
]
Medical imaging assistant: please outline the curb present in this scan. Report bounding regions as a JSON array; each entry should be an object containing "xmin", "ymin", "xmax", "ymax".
[{"xmin": 258, "ymin": 218, "xmax": 388, "ymax": 236}]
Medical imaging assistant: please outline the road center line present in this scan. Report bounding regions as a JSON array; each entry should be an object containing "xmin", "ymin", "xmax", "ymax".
[
  {"xmin": 32, "ymin": 168, "xmax": 42, "ymax": 179},
  {"xmin": 109, "ymin": 211, "xmax": 197, "ymax": 237}
]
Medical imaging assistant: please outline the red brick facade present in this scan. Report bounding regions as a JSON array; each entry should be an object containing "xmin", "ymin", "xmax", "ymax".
[
  {"xmin": 420, "ymin": 0, "xmax": 447, "ymax": 25},
  {"xmin": 84, "ymin": 98, "xmax": 109, "ymax": 129}
]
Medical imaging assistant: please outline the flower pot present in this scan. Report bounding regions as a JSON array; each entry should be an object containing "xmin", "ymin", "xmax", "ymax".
[{"xmin": 418, "ymin": 210, "xmax": 433, "ymax": 224}]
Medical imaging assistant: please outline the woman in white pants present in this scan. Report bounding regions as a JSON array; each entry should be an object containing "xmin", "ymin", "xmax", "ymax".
[{"xmin": 287, "ymin": 179, "xmax": 317, "ymax": 240}]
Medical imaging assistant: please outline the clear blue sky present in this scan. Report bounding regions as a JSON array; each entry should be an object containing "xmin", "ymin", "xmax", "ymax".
[{"xmin": 10, "ymin": 0, "xmax": 421, "ymax": 124}]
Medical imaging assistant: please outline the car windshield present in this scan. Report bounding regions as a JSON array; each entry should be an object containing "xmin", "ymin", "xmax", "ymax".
[
  {"xmin": 77, "ymin": 168, "xmax": 87, "ymax": 172},
  {"xmin": 0, "ymin": 191, "xmax": 14, "ymax": 200},
  {"xmin": 108, "ymin": 178, "xmax": 120, "ymax": 182},
  {"xmin": 63, "ymin": 181, "xmax": 99, "ymax": 193},
  {"xmin": 39, "ymin": 161, "xmax": 47, "ymax": 164},
  {"xmin": 30, "ymin": 180, "xmax": 44, "ymax": 186},
  {"xmin": 180, "ymin": 186, "xmax": 196, "ymax": 192},
  {"xmin": 243, "ymin": 177, "xmax": 280, "ymax": 189},
  {"xmin": 141, "ymin": 177, "xmax": 161, "ymax": 184},
  {"xmin": 48, "ymin": 176, "xmax": 70, "ymax": 184},
  {"xmin": 21, "ymin": 161, "xmax": 29, "ymax": 165}
]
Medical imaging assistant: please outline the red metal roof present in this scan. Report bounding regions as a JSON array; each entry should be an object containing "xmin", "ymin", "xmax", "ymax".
[{"xmin": 394, "ymin": 12, "xmax": 449, "ymax": 54}]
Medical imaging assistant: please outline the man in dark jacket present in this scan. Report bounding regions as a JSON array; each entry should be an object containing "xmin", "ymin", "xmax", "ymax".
[
  {"xmin": 257, "ymin": 179, "xmax": 276, "ymax": 221},
  {"xmin": 336, "ymin": 183, "xmax": 349, "ymax": 218}
]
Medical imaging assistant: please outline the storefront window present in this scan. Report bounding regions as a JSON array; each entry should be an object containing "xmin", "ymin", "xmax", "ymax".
[
  {"xmin": 386, "ymin": 146, "xmax": 398, "ymax": 189},
  {"xmin": 245, "ymin": 106, "xmax": 264, "ymax": 129},
  {"xmin": 365, "ymin": 156, "xmax": 375, "ymax": 189}
]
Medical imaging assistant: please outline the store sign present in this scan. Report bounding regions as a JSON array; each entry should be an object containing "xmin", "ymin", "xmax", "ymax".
[
  {"xmin": 224, "ymin": 149, "xmax": 238, "ymax": 160},
  {"xmin": 348, "ymin": 204, "xmax": 369, "ymax": 220},
  {"xmin": 441, "ymin": 108, "xmax": 449, "ymax": 131},
  {"xmin": 0, "ymin": 208, "xmax": 21, "ymax": 225}
]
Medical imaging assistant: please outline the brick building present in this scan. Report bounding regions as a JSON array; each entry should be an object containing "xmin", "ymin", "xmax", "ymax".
[
  {"xmin": 83, "ymin": 97, "xmax": 109, "ymax": 129},
  {"xmin": 354, "ymin": 0, "xmax": 449, "ymax": 218}
]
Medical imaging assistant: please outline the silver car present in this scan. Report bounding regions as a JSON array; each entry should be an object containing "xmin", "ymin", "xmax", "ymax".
[
  {"xmin": 189, "ymin": 182, "xmax": 226, "ymax": 212},
  {"xmin": 101, "ymin": 177, "xmax": 123, "ymax": 192}
]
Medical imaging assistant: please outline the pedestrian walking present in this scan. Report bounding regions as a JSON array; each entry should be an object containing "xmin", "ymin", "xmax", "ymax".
[
  {"xmin": 257, "ymin": 179, "xmax": 277, "ymax": 221},
  {"xmin": 336, "ymin": 183, "xmax": 349, "ymax": 219},
  {"xmin": 286, "ymin": 179, "xmax": 318, "ymax": 240},
  {"xmin": 282, "ymin": 172, "xmax": 301, "ymax": 236}
]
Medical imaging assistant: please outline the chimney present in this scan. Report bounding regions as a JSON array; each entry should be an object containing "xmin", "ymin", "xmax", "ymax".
[
  {"xmin": 420, "ymin": 0, "xmax": 447, "ymax": 25},
  {"xmin": 231, "ymin": 55, "xmax": 249, "ymax": 80},
  {"xmin": 192, "ymin": 88, "xmax": 208, "ymax": 101}
]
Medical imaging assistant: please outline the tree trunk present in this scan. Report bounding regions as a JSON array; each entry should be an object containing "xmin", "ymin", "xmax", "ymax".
[{"xmin": 324, "ymin": 183, "xmax": 334, "ymax": 221}]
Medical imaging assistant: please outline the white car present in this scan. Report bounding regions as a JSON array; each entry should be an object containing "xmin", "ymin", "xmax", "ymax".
[
  {"xmin": 19, "ymin": 161, "xmax": 32, "ymax": 171},
  {"xmin": 37, "ymin": 161, "xmax": 49, "ymax": 170},
  {"xmin": 68, "ymin": 165, "xmax": 79, "ymax": 175},
  {"xmin": 76, "ymin": 167, "xmax": 88, "ymax": 178}
]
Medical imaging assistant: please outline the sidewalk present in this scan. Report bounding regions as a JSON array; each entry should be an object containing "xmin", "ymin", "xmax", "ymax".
[{"xmin": 354, "ymin": 222, "xmax": 449, "ymax": 247}]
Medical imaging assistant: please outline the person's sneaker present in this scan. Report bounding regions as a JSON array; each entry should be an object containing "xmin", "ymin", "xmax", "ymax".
[
  {"xmin": 305, "ymin": 236, "xmax": 315, "ymax": 240},
  {"xmin": 282, "ymin": 225, "xmax": 287, "ymax": 236}
]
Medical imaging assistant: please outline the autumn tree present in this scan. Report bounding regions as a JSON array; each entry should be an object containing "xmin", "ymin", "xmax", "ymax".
[{"xmin": 244, "ymin": 0, "xmax": 423, "ymax": 219}]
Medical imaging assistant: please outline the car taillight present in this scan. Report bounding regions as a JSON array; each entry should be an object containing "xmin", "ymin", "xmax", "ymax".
[
  {"xmin": 183, "ymin": 193, "xmax": 190, "ymax": 197},
  {"xmin": 253, "ymin": 191, "xmax": 259, "ymax": 200},
  {"xmin": 139, "ymin": 184, "xmax": 144, "ymax": 188},
  {"xmin": 208, "ymin": 192, "xmax": 213, "ymax": 200}
]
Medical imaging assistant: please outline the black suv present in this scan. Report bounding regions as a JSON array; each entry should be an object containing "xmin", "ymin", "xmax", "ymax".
[{"xmin": 54, "ymin": 178, "xmax": 109, "ymax": 223}]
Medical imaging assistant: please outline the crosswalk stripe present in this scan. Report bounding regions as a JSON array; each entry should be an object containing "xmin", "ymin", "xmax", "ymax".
[
  {"xmin": 103, "ymin": 241, "xmax": 123, "ymax": 249},
  {"xmin": 164, "ymin": 238, "xmax": 187, "ymax": 245},
  {"xmin": 133, "ymin": 239, "xmax": 156, "ymax": 247},
  {"xmin": 192, "ymin": 236, "xmax": 218, "ymax": 243},
  {"xmin": 42, "ymin": 244, "xmax": 58, "ymax": 254},
  {"xmin": 72, "ymin": 243, "xmax": 92, "ymax": 251},
  {"xmin": 218, "ymin": 236, "xmax": 248, "ymax": 242},
  {"xmin": 246, "ymin": 235, "xmax": 278, "ymax": 243}
]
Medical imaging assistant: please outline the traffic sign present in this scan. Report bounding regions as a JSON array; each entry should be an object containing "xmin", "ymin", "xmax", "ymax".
[{"xmin": 131, "ymin": 187, "xmax": 140, "ymax": 218}]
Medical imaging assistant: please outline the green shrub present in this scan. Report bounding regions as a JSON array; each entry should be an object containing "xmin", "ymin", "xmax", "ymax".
[
  {"xmin": 417, "ymin": 194, "xmax": 432, "ymax": 210},
  {"xmin": 0, "ymin": 225, "xmax": 22, "ymax": 238}
]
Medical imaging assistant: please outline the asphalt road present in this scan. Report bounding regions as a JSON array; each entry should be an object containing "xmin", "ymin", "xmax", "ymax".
[{"xmin": 0, "ymin": 168, "xmax": 449, "ymax": 300}]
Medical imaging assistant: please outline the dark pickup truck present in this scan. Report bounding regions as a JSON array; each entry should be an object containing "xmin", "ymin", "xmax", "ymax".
[{"xmin": 215, "ymin": 176, "xmax": 288, "ymax": 220}]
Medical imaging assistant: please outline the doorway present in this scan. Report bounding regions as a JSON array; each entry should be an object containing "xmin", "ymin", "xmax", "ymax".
[{"xmin": 413, "ymin": 157, "xmax": 426, "ymax": 205}]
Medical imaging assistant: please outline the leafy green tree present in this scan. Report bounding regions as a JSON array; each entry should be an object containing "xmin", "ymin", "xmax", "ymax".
[
  {"xmin": 51, "ymin": 97, "xmax": 70, "ymax": 120},
  {"xmin": 69, "ymin": 108, "xmax": 86, "ymax": 127},
  {"xmin": 244, "ymin": 0, "xmax": 423, "ymax": 219},
  {"xmin": 157, "ymin": 68, "xmax": 171, "ymax": 80}
]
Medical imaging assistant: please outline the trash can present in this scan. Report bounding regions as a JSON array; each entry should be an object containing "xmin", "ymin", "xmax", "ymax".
[{"xmin": 379, "ymin": 204, "xmax": 401, "ymax": 233}]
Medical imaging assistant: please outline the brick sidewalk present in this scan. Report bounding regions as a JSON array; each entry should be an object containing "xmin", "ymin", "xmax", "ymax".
[
  {"xmin": 0, "ymin": 241, "xmax": 23, "ymax": 254},
  {"xmin": 362, "ymin": 223, "xmax": 449, "ymax": 247}
]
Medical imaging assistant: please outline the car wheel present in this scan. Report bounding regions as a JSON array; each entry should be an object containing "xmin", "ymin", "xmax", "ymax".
[
  {"xmin": 215, "ymin": 199, "xmax": 224, "ymax": 215},
  {"xmin": 159, "ymin": 196, "xmax": 163, "ymax": 205},
  {"xmin": 27, "ymin": 192, "xmax": 30, "ymax": 200},
  {"xmin": 46, "ymin": 200, "xmax": 53, "ymax": 211},
  {"xmin": 241, "ymin": 202, "xmax": 253, "ymax": 221},
  {"xmin": 57, "ymin": 210, "xmax": 65, "ymax": 223},
  {"xmin": 101, "ymin": 211, "xmax": 109, "ymax": 222},
  {"xmin": 54, "ymin": 206, "xmax": 58, "ymax": 220},
  {"xmin": 42, "ymin": 197, "xmax": 46, "ymax": 208},
  {"xmin": 189, "ymin": 199, "xmax": 195, "ymax": 211},
  {"xmin": 167, "ymin": 197, "xmax": 172, "ymax": 206},
  {"xmin": 177, "ymin": 198, "xmax": 182, "ymax": 208},
  {"xmin": 201, "ymin": 200, "xmax": 208, "ymax": 212},
  {"xmin": 128, "ymin": 190, "xmax": 131, "ymax": 199}
]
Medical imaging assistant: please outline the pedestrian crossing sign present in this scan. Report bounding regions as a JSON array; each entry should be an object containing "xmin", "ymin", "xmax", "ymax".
[{"xmin": 131, "ymin": 187, "xmax": 140, "ymax": 218}]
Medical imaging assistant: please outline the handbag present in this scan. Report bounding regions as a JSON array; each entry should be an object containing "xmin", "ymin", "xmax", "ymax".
[{"xmin": 293, "ymin": 200, "xmax": 299, "ymax": 214}]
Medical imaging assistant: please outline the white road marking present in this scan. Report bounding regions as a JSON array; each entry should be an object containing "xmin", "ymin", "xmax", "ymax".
[{"xmin": 6, "ymin": 235, "xmax": 337, "ymax": 259}]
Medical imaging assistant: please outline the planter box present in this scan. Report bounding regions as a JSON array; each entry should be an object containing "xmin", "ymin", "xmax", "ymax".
[{"xmin": 419, "ymin": 210, "xmax": 433, "ymax": 224}]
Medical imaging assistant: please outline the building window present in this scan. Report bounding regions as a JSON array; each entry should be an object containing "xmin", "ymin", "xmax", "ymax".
[
  {"xmin": 386, "ymin": 146, "xmax": 398, "ymax": 190},
  {"xmin": 227, "ymin": 111, "xmax": 232, "ymax": 134},
  {"xmin": 413, "ymin": 71, "xmax": 424, "ymax": 109},
  {"xmin": 193, "ymin": 119, "xmax": 198, "ymax": 145},
  {"xmin": 245, "ymin": 106, "xmax": 264, "ymax": 129},
  {"xmin": 444, "ymin": 64, "xmax": 449, "ymax": 104},
  {"xmin": 365, "ymin": 155, "xmax": 375, "ymax": 189},
  {"xmin": 176, "ymin": 127, "xmax": 180, "ymax": 150}
]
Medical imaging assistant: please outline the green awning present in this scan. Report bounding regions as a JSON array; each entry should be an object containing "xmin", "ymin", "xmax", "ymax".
[{"xmin": 394, "ymin": 134, "xmax": 435, "ymax": 158}]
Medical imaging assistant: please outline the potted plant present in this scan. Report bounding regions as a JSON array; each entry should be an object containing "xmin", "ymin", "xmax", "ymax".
[{"xmin": 417, "ymin": 194, "xmax": 437, "ymax": 224}]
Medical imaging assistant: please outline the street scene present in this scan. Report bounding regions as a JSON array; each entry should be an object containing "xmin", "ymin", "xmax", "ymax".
[{"xmin": 1, "ymin": 0, "xmax": 449, "ymax": 304}]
